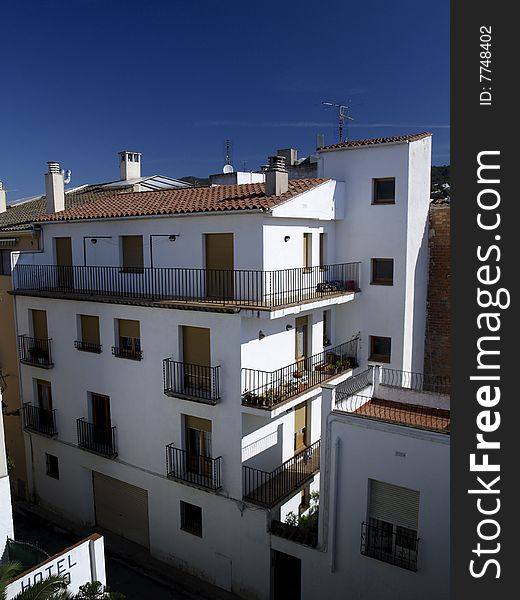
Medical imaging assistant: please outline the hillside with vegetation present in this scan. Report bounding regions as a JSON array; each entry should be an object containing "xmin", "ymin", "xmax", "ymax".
[{"xmin": 431, "ymin": 165, "xmax": 450, "ymax": 200}]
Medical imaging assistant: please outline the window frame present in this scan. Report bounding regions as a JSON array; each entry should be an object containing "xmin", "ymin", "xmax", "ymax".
[
  {"xmin": 369, "ymin": 335, "xmax": 392, "ymax": 364},
  {"xmin": 120, "ymin": 235, "xmax": 144, "ymax": 273},
  {"xmin": 45, "ymin": 453, "xmax": 59, "ymax": 479},
  {"xmin": 371, "ymin": 258, "xmax": 394, "ymax": 286},
  {"xmin": 372, "ymin": 178, "xmax": 396, "ymax": 205},
  {"xmin": 180, "ymin": 501, "xmax": 203, "ymax": 537}
]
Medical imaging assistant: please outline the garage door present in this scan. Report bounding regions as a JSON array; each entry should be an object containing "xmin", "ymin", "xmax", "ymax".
[{"xmin": 93, "ymin": 472, "xmax": 150, "ymax": 548}]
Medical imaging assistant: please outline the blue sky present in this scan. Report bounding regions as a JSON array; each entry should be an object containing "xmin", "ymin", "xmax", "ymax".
[{"xmin": 1, "ymin": 0, "xmax": 449, "ymax": 201}]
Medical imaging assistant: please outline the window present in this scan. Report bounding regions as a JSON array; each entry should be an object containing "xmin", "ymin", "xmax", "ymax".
[
  {"xmin": 76, "ymin": 315, "xmax": 101, "ymax": 352},
  {"xmin": 114, "ymin": 319, "xmax": 141, "ymax": 360},
  {"xmin": 361, "ymin": 479, "xmax": 419, "ymax": 571},
  {"xmin": 303, "ymin": 233, "xmax": 312, "ymax": 271},
  {"xmin": 121, "ymin": 235, "xmax": 144, "ymax": 273},
  {"xmin": 319, "ymin": 233, "xmax": 327, "ymax": 268},
  {"xmin": 369, "ymin": 336, "xmax": 391, "ymax": 363},
  {"xmin": 0, "ymin": 250, "xmax": 11, "ymax": 275},
  {"xmin": 373, "ymin": 178, "xmax": 396, "ymax": 204},
  {"xmin": 45, "ymin": 453, "xmax": 59, "ymax": 479},
  {"xmin": 371, "ymin": 258, "xmax": 394, "ymax": 285},
  {"xmin": 180, "ymin": 501, "xmax": 202, "ymax": 537}
]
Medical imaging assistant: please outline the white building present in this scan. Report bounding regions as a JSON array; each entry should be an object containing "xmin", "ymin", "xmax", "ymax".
[{"xmin": 9, "ymin": 133, "xmax": 433, "ymax": 599}]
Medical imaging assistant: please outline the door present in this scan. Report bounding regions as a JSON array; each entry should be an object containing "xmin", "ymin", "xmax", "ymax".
[
  {"xmin": 185, "ymin": 415, "xmax": 212, "ymax": 478},
  {"xmin": 182, "ymin": 326, "xmax": 211, "ymax": 392},
  {"xmin": 55, "ymin": 237, "xmax": 73, "ymax": 289},
  {"xmin": 272, "ymin": 550, "xmax": 301, "ymax": 600},
  {"xmin": 36, "ymin": 380, "xmax": 53, "ymax": 432},
  {"xmin": 205, "ymin": 233, "xmax": 234, "ymax": 299},
  {"xmin": 294, "ymin": 401, "xmax": 308, "ymax": 454},
  {"xmin": 295, "ymin": 316, "xmax": 309, "ymax": 371},
  {"xmin": 31, "ymin": 310, "xmax": 48, "ymax": 340},
  {"xmin": 91, "ymin": 393, "xmax": 112, "ymax": 453},
  {"xmin": 30, "ymin": 310, "xmax": 49, "ymax": 361},
  {"xmin": 93, "ymin": 472, "xmax": 150, "ymax": 548}
]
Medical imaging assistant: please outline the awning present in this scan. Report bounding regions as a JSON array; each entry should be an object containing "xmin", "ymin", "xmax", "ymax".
[{"xmin": 0, "ymin": 238, "xmax": 18, "ymax": 247}]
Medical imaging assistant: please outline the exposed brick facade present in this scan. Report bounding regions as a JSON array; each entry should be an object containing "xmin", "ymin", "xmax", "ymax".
[{"xmin": 424, "ymin": 201, "xmax": 451, "ymax": 380}]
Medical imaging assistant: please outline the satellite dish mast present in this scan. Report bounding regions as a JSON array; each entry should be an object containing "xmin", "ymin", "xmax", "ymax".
[
  {"xmin": 322, "ymin": 101, "xmax": 354, "ymax": 143},
  {"xmin": 222, "ymin": 140, "xmax": 234, "ymax": 173}
]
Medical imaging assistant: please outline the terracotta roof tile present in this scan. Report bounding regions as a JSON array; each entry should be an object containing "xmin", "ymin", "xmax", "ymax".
[
  {"xmin": 318, "ymin": 132, "xmax": 432, "ymax": 151},
  {"xmin": 37, "ymin": 179, "xmax": 329, "ymax": 222}
]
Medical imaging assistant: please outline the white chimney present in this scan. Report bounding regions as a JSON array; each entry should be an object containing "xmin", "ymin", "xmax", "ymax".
[
  {"xmin": 0, "ymin": 181, "xmax": 6, "ymax": 213},
  {"xmin": 119, "ymin": 151, "xmax": 142, "ymax": 181},
  {"xmin": 265, "ymin": 155, "xmax": 288, "ymax": 196},
  {"xmin": 45, "ymin": 162, "xmax": 65, "ymax": 213}
]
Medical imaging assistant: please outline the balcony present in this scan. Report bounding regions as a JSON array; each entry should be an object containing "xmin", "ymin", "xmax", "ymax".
[
  {"xmin": 242, "ymin": 339, "xmax": 358, "ymax": 410},
  {"xmin": 112, "ymin": 346, "xmax": 143, "ymax": 361},
  {"xmin": 163, "ymin": 360, "xmax": 221, "ymax": 404},
  {"xmin": 166, "ymin": 444, "xmax": 222, "ymax": 491},
  {"xmin": 74, "ymin": 340, "xmax": 102, "ymax": 353},
  {"xmin": 18, "ymin": 335, "xmax": 53, "ymax": 368},
  {"xmin": 77, "ymin": 418, "xmax": 117, "ymax": 458},
  {"xmin": 243, "ymin": 440, "xmax": 320, "ymax": 508},
  {"xmin": 360, "ymin": 521, "xmax": 419, "ymax": 571},
  {"xmin": 12, "ymin": 262, "xmax": 360, "ymax": 311},
  {"xmin": 22, "ymin": 403, "xmax": 57, "ymax": 437}
]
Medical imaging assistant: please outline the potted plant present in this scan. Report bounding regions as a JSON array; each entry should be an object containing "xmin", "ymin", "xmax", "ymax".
[{"xmin": 242, "ymin": 390, "xmax": 259, "ymax": 405}]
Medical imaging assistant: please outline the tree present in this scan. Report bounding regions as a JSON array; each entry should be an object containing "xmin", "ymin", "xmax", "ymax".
[
  {"xmin": 73, "ymin": 582, "xmax": 124, "ymax": 600},
  {"xmin": 0, "ymin": 561, "xmax": 69, "ymax": 600}
]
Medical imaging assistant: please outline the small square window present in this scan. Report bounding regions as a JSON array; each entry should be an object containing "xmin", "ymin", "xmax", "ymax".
[
  {"xmin": 180, "ymin": 501, "xmax": 202, "ymax": 537},
  {"xmin": 371, "ymin": 259, "xmax": 394, "ymax": 285},
  {"xmin": 373, "ymin": 178, "xmax": 395, "ymax": 204},
  {"xmin": 369, "ymin": 336, "xmax": 391, "ymax": 363},
  {"xmin": 45, "ymin": 453, "xmax": 59, "ymax": 479}
]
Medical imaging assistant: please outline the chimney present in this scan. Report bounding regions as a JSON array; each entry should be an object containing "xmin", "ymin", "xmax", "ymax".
[
  {"xmin": 119, "ymin": 151, "xmax": 142, "ymax": 181},
  {"xmin": 265, "ymin": 155, "xmax": 288, "ymax": 196},
  {"xmin": 277, "ymin": 148, "xmax": 298, "ymax": 167},
  {"xmin": 0, "ymin": 181, "xmax": 6, "ymax": 213},
  {"xmin": 45, "ymin": 162, "xmax": 65, "ymax": 213}
]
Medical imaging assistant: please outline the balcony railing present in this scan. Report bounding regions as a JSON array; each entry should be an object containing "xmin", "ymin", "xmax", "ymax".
[
  {"xmin": 112, "ymin": 346, "xmax": 143, "ymax": 361},
  {"xmin": 77, "ymin": 418, "xmax": 117, "ymax": 457},
  {"xmin": 360, "ymin": 521, "xmax": 419, "ymax": 571},
  {"xmin": 12, "ymin": 262, "xmax": 360, "ymax": 310},
  {"xmin": 163, "ymin": 360, "xmax": 221, "ymax": 404},
  {"xmin": 243, "ymin": 440, "xmax": 320, "ymax": 508},
  {"xmin": 74, "ymin": 340, "xmax": 102, "ymax": 353},
  {"xmin": 18, "ymin": 335, "xmax": 53, "ymax": 368},
  {"xmin": 381, "ymin": 367, "xmax": 451, "ymax": 395},
  {"xmin": 242, "ymin": 339, "xmax": 358, "ymax": 410},
  {"xmin": 166, "ymin": 444, "xmax": 222, "ymax": 491},
  {"xmin": 23, "ymin": 403, "xmax": 57, "ymax": 437}
]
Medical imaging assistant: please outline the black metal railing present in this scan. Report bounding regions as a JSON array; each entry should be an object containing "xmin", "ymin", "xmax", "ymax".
[
  {"xmin": 360, "ymin": 521, "xmax": 419, "ymax": 571},
  {"xmin": 112, "ymin": 346, "xmax": 143, "ymax": 361},
  {"xmin": 243, "ymin": 440, "xmax": 320, "ymax": 508},
  {"xmin": 166, "ymin": 444, "xmax": 222, "ymax": 491},
  {"xmin": 163, "ymin": 360, "xmax": 221, "ymax": 404},
  {"xmin": 242, "ymin": 339, "xmax": 358, "ymax": 410},
  {"xmin": 18, "ymin": 335, "xmax": 53, "ymax": 368},
  {"xmin": 23, "ymin": 403, "xmax": 57, "ymax": 436},
  {"xmin": 12, "ymin": 262, "xmax": 360, "ymax": 309},
  {"xmin": 77, "ymin": 418, "xmax": 117, "ymax": 457},
  {"xmin": 74, "ymin": 340, "xmax": 102, "ymax": 353},
  {"xmin": 380, "ymin": 368, "xmax": 451, "ymax": 395},
  {"xmin": 334, "ymin": 392, "xmax": 450, "ymax": 434}
]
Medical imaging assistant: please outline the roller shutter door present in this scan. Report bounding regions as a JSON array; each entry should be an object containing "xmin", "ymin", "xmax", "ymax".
[
  {"xmin": 368, "ymin": 480, "xmax": 420, "ymax": 530},
  {"xmin": 93, "ymin": 472, "xmax": 150, "ymax": 548}
]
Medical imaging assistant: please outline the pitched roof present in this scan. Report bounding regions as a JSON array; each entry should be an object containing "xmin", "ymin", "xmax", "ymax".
[
  {"xmin": 37, "ymin": 179, "xmax": 329, "ymax": 223},
  {"xmin": 0, "ymin": 186, "xmax": 130, "ymax": 233},
  {"xmin": 317, "ymin": 132, "xmax": 432, "ymax": 151}
]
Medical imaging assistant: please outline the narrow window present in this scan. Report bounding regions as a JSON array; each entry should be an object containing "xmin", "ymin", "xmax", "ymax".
[
  {"xmin": 45, "ymin": 453, "xmax": 59, "ymax": 479},
  {"xmin": 114, "ymin": 319, "xmax": 142, "ymax": 360},
  {"xmin": 303, "ymin": 233, "xmax": 312, "ymax": 270},
  {"xmin": 319, "ymin": 233, "xmax": 327, "ymax": 268},
  {"xmin": 76, "ymin": 315, "xmax": 101, "ymax": 353},
  {"xmin": 180, "ymin": 501, "xmax": 202, "ymax": 537}
]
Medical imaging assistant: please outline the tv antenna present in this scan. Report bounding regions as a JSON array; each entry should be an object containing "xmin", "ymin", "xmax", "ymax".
[
  {"xmin": 322, "ymin": 101, "xmax": 354, "ymax": 143},
  {"xmin": 223, "ymin": 140, "xmax": 234, "ymax": 173}
]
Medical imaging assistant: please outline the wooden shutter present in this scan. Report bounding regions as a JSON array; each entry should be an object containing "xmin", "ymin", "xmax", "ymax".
[
  {"xmin": 185, "ymin": 415, "xmax": 212, "ymax": 433},
  {"xmin": 303, "ymin": 233, "xmax": 312, "ymax": 268},
  {"xmin": 122, "ymin": 236, "xmax": 144, "ymax": 269},
  {"xmin": 31, "ymin": 310, "xmax": 48, "ymax": 339},
  {"xmin": 369, "ymin": 480, "xmax": 420, "ymax": 530},
  {"xmin": 319, "ymin": 233, "xmax": 326, "ymax": 267},
  {"xmin": 80, "ymin": 315, "xmax": 100, "ymax": 345},
  {"xmin": 118, "ymin": 319, "xmax": 140, "ymax": 339},
  {"xmin": 55, "ymin": 237, "xmax": 72, "ymax": 267},
  {"xmin": 182, "ymin": 326, "xmax": 210, "ymax": 366}
]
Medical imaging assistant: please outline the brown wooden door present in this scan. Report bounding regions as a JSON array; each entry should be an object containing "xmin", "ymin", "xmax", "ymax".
[
  {"xmin": 185, "ymin": 416, "xmax": 212, "ymax": 477},
  {"xmin": 55, "ymin": 237, "xmax": 73, "ymax": 289},
  {"xmin": 182, "ymin": 326, "xmax": 211, "ymax": 391},
  {"xmin": 294, "ymin": 401, "xmax": 308, "ymax": 453},
  {"xmin": 205, "ymin": 233, "xmax": 234, "ymax": 299},
  {"xmin": 32, "ymin": 310, "xmax": 48, "ymax": 340},
  {"xmin": 92, "ymin": 394, "xmax": 111, "ymax": 430}
]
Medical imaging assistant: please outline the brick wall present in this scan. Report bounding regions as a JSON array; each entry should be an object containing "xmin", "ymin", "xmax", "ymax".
[{"xmin": 424, "ymin": 201, "xmax": 451, "ymax": 380}]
